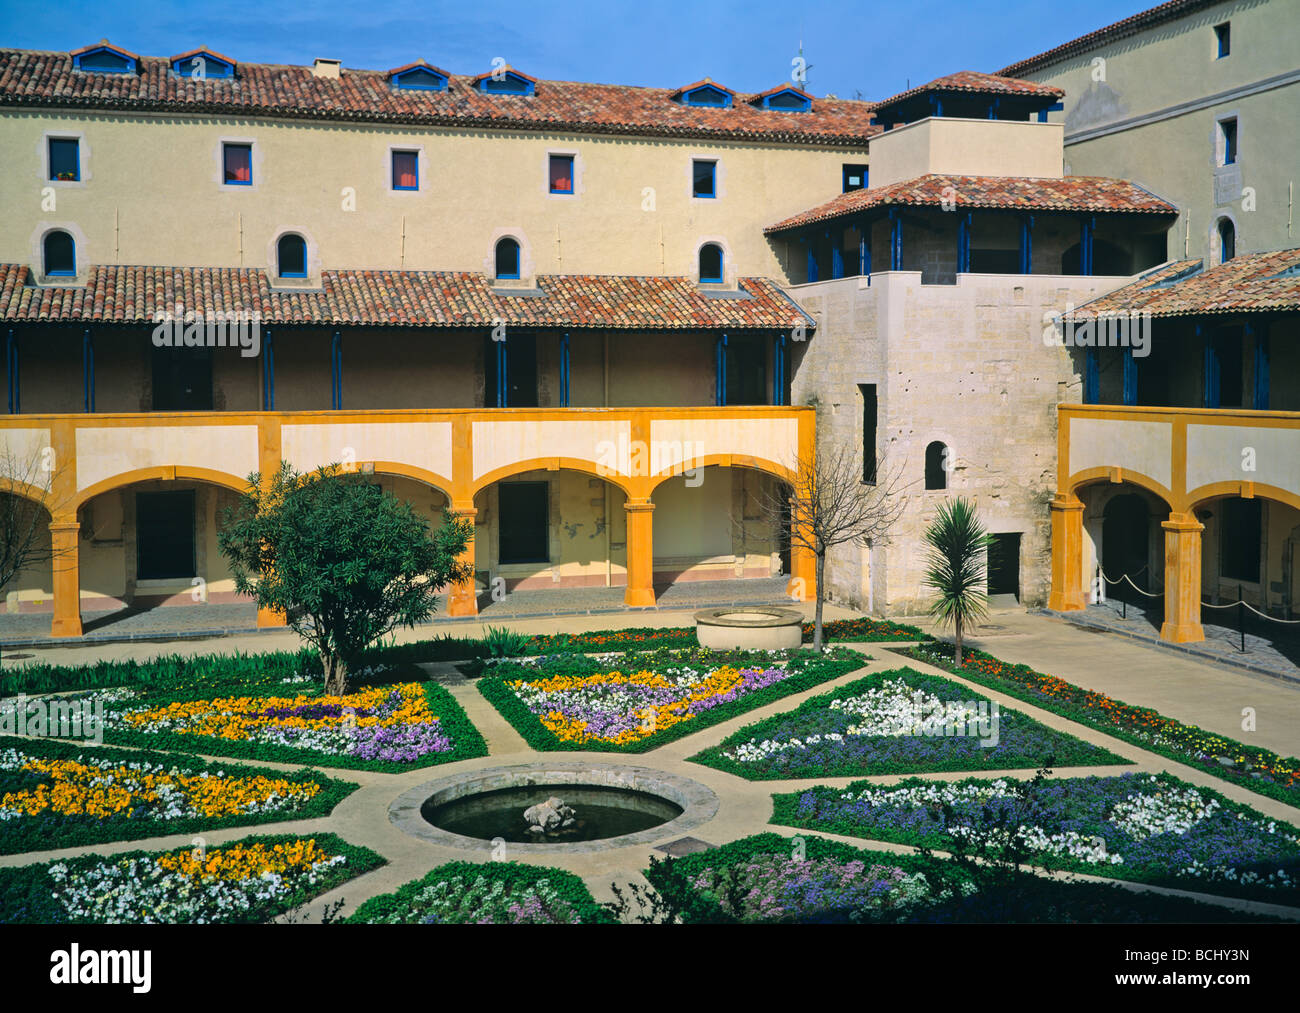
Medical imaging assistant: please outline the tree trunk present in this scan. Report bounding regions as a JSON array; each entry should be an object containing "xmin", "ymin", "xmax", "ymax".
[
  {"xmin": 813, "ymin": 553, "xmax": 826, "ymax": 651},
  {"xmin": 954, "ymin": 614, "xmax": 963, "ymax": 667},
  {"xmin": 321, "ymin": 651, "xmax": 349, "ymax": 697}
]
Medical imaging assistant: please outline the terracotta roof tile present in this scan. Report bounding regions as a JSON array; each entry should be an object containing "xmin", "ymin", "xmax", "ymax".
[
  {"xmin": 873, "ymin": 70, "xmax": 1063, "ymax": 113},
  {"xmin": 1075, "ymin": 248, "xmax": 1300, "ymax": 317},
  {"xmin": 765, "ymin": 173, "xmax": 1178, "ymax": 233},
  {"xmin": 0, "ymin": 265, "xmax": 814, "ymax": 330},
  {"xmin": 0, "ymin": 48, "xmax": 879, "ymax": 145}
]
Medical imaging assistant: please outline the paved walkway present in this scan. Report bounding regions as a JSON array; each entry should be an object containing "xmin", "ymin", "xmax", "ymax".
[
  {"xmin": 1, "ymin": 639, "xmax": 1297, "ymax": 923},
  {"xmin": 0, "ymin": 577, "xmax": 796, "ymax": 649}
]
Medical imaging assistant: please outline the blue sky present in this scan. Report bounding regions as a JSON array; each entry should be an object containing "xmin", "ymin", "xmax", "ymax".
[{"xmin": 0, "ymin": 0, "xmax": 1147, "ymax": 98}]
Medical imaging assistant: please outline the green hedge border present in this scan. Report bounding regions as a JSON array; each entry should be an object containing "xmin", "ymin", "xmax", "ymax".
[
  {"xmin": 96, "ymin": 681, "xmax": 488, "ymax": 773},
  {"xmin": 772, "ymin": 770, "xmax": 1300, "ymax": 906},
  {"xmin": 477, "ymin": 649, "xmax": 867, "ymax": 753},
  {"xmin": 894, "ymin": 643, "xmax": 1300, "ymax": 809},
  {"xmin": 345, "ymin": 859, "xmax": 615, "ymax": 924},
  {"xmin": 0, "ymin": 831, "xmax": 386, "ymax": 924},
  {"xmin": 688, "ymin": 666, "xmax": 1130, "ymax": 780},
  {"xmin": 0, "ymin": 735, "xmax": 358, "ymax": 855},
  {"xmin": 642, "ymin": 831, "xmax": 1278, "ymax": 924}
]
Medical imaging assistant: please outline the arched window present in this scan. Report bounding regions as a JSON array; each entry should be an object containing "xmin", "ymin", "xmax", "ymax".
[
  {"xmin": 1217, "ymin": 218, "xmax": 1235, "ymax": 264},
  {"xmin": 276, "ymin": 234, "xmax": 307, "ymax": 278},
  {"xmin": 495, "ymin": 237, "xmax": 520, "ymax": 279},
  {"xmin": 43, "ymin": 230, "xmax": 76, "ymax": 277},
  {"xmin": 699, "ymin": 243, "xmax": 723, "ymax": 283},
  {"xmin": 925, "ymin": 441, "xmax": 948, "ymax": 490}
]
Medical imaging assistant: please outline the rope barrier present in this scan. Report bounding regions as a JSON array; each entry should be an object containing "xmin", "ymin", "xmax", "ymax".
[{"xmin": 1097, "ymin": 566, "xmax": 1300, "ymax": 624}]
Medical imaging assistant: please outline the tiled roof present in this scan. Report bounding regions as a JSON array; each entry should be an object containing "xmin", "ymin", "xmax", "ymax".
[
  {"xmin": 169, "ymin": 46, "xmax": 237, "ymax": 67},
  {"xmin": 765, "ymin": 173, "xmax": 1179, "ymax": 233},
  {"xmin": 0, "ymin": 48, "xmax": 879, "ymax": 145},
  {"xmin": 0, "ymin": 265, "xmax": 814, "ymax": 331},
  {"xmin": 1074, "ymin": 248, "xmax": 1300, "ymax": 317},
  {"xmin": 999, "ymin": 1, "xmax": 1220, "ymax": 78},
  {"xmin": 873, "ymin": 71, "xmax": 1063, "ymax": 112}
]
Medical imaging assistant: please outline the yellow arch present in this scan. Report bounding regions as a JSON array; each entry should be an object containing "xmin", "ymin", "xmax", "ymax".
[
  {"xmin": 1066, "ymin": 467, "xmax": 1177, "ymax": 513},
  {"xmin": 471, "ymin": 457, "xmax": 635, "ymax": 498},
  {"xmin": 647, "ymin": 454, "xmax": 796, "ymax": 495},
  {"xmin": 364, "ymin": 462, "xmax": 456, "ymax": 502},
  {"xmin": 72, "ymin": 466, "xmax": 251, "ymax": 511},
  {"xmin": 1188, "ymin": 481, "xmax": 1300, "ymax": 515}
]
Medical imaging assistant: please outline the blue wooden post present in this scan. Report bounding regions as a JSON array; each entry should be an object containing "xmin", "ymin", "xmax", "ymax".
[
  {"xmin": 1251, "ymin": 322, "xmax": 1269, "ymax": 410},
  {"xmin": 805, "ymin": 239, "xmax": 818, "ymax": 283},
  {"xmin": 5, "ymin": 329, "xmax": 16, "ymax": 415},
  {"xmin": 1019, "ymin": 216, "xmax": 1034, "ymax": 274},
  {"xmin": 1084, "ymin": 348, "xmax": 1100, "ymax": 404},
  {"xmin": 82, "ymin": 328, "xmax": 95, "ymax": 413},
  {"xmin": 957, "ymin": 213, "xmax": 971, "ymax": 273},
  {"xmin": 1080, "ymin": 217, "xmax": 1095, "ymax": 275},
  {"xmin": 889, "ymin": 210, "xmax": 902, "ymax": 271},
  {"xmin": 330, "ymin": 330, "xmax": 342, "ymax": 410},
  {"xmin": 496, "ymin": 334, "xmax": 508, "ymax": 407},
  {"xmin": 1122, "ymin": 345, "xmax": 1137, "ymax": 406},
  {"xmin": 261, "ymin": 328, "xmax": 275, "ymax": 410},
  {"xmin": 830, "ymin": 230, "xmax": 844, "ymax": 279},
  {"xmin": 1201, "ymin": 324, "xmax": 1220, "ymax": 408},
  {"xmin": 559, "ymin": 332, "xmax": 571, "ymax": 407},
  {"xmin": 715, "ymin": 333, "xmax": 728, "ymax": 406},
  {"xmin": 772, "ymin": 332, "xmax": 786, "ymax": 406},
  {"xmin": 859, "ymin": 219, "xmax": 870, "ymax": 282}
]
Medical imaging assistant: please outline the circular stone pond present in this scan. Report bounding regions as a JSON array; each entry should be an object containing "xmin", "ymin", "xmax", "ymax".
[
  {"xmin": 389, "ymin": 763, "xmax": 720, "ymax": 855},
  {"xmin": 695, "ymin": 606, "xmax": 804, "ymax": 651}
]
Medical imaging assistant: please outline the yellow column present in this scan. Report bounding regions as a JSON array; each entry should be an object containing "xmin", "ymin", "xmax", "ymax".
[
  {"xmin": 49, "ymin": 519, "xmax": 82, "ymax": 637},
  {"xmin": 256, "ymin": 416, "xmax": 287, "ymax": 628},
  {"xmin": 788, "ymin": 407, "xmax": 817, "ymax": 603},
  {"xmin": 446, "ymin": 503, "xmax": 479, "ymax": 617},
  {"xmin": 1161, "ymin": 512, "xmax": 1205, "ymax": 643},
  {"xmin": 1047, "ymin": 493, "xmax": 1086, "ymax": 611},
  {"xmin": 624, "ymin": 499, "xmax": 656, "ymax": 607}
]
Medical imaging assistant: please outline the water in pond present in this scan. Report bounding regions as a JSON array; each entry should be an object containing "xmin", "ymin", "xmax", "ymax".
[{"xmin": 422, "ymin": 783, "xmax": 683, "ymax": 844}]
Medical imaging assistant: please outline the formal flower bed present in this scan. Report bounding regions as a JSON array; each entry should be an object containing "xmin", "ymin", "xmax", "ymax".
[
  {"xmin": 640, "ymin": 833, "xmax": 1278, "ymax": 924},
  {"xmin": 902, "ymin": 643, "xmax": 1300, "ymax": 807},
  {"xmin": 79, "ymin": 680, "xmax": 486, "ymax": 772},
  {"xmin": 0, "ymin": 833, "xmax": 384, "ymax": 924},
  {"xmin": 0, "ymin": 737, "xmax": 356, "ymax": 855},
  {"xmin": 774, "ymin": 771, "xmax": 1300, "ymax": 904},
  {"xmin": 478, "ymin": 647, "xmax": 866, "ymax": 752},
  {"xmin": 690, "ymin": 668, "xmax": 1128, "ymax": 779},
  {"xmin": 346, "ymin": 861, "xmax": 615, "ymax": 924}
]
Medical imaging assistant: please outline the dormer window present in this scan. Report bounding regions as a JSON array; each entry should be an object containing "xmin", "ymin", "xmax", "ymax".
[
  {"xmin": 474, "ymin": 68, "xmax": 536, "ymax": 95},
  {"xmin": 752, "ymin": 85, "xmax": 813, "ymax": 112},
  {"xmin": 171, "ymin": 48, "xmax": 236, "ymax": 79},
  {"xmin": 389, "ymin": 62, "xmax": 449, "ymax": 91},
  {"xmin": 674, "ymin": 81, "xmax": 734, "ymax": 108},
  {"xmin": 71, "ymin": 42, "xmax": 137, "ymax": 74}
]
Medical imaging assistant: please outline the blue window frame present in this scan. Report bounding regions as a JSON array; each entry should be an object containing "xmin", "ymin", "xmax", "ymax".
[
  {"xmin": 699, "ymin": 243, "xmax": 723, "ymax": 283},
  {"xmin": 391, "ymin": 66, "xmax": 447, "ymax": 91},
  {"xmin": 172, "ymin": 53, "xmax": 235, "ymax": 78},
  {"xmin": 1219, "ymin": 118, "xmax": 1237, "ymax": 165},
  {"xmin": 1218, "ymin": 218, "xmax": 1235, "ymax": 263},
  {"xmin": 277, "ymin": 234, "xmax": 307, "ymax": 278},
  {"xmin": 73, "ymin": 46, "xmax": 136, "ymax": 74},
  {"xmin": 44, "ymin": 231, "xmax": 76, "ymax": 276},
  {"xmin": 693, "ymin": 159, "xmax": 716, "ymax": 198},
  {"xmin": 495, "ymin": 237, "xmax": 521, "ymax": 279},
  {"xmin": 48, "ymin": 138, "xmax": 80, "ymax": 181},
  {"xmin": 477, "ymin": 71, "xmax": 534, "ymax": 95},
  {"xmin": 757, "ymin": 87, "xmax": 811, "ymax": 112},
  {"xmin": 223, "ymin": 143, "xmax": 252, "ymax": 185},
  {"xmin": 1214, "ymin": 22, "xmax": 1231, "ymax": 58},
  {"xmin": 678, "ymin": 84, "xmax": 732, "ymax": 108},
  {"xmin": 549, "ymin": 154, "xmax": 574, "ymax": 194},
  {"xmin": 842, "ymin": 163, "xmax": 868, "ymax": 192},
  {"xmin": 392, "ymin": 150, "xmax": 418, "ymax": 190}
]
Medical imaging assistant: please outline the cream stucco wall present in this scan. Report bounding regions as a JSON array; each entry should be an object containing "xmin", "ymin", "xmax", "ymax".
[{"xmin": 868, "ymin": 118, "xmax": 1065, "ymax": 189}]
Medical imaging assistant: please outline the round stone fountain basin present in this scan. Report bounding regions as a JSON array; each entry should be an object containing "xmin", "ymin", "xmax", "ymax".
[{"xmin": 695, "ymin": 606, "xmax": 804, "ymax": 650}]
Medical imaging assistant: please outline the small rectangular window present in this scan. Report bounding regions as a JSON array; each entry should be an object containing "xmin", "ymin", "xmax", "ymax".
[
  {"xmin": 693, "ymin": 159, "xmax": 716, "ymax": 198},
  {"xmin": 1219, "ymin": 118, "xmax": 1237, "ymax": 166},
  {"xmin": 222, "ymin": 143, "xmax": 252, "ymax": 185},
  {"xmin": 859, "ymin": 383, "xmax": 877, "ymax": 483},
  {"xmin": 842, "ymin": 164, "xmax": 868, "ymax": 192},
  {"xmin": 48, "ymin": 138, "xmax": 80, "ymax": 181},
  {"xmin": 1214, "ymin": 22, "xmax": 1231, "ymax": 58},
  {"xmin": 548, "ymin": 154, "xmax": 574, "ymax": 194},
  {"xmin": 392, "ymin": 150, "xmax": 418, "ymax": 190}
]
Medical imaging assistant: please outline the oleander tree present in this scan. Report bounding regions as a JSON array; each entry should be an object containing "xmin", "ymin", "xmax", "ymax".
[
  {"xmin": 754, "ymin": 441, "xmax": 908, "ymax": 651},
  {"xmin": 218, "ymin": 463, "xmax": 473, "ymax": 695},
  {"xmin": 921, "ymin": 496, "xmax": 993, "ymax": 666}
]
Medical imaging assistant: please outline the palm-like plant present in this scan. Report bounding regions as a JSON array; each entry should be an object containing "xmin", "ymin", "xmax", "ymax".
[{"xmin": 921, "ymin": 497, "xmax": 993, "ymax": 666}]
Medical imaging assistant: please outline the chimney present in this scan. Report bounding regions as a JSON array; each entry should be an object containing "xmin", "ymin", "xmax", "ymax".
[{"xmin": 312, "ymin": 58, "xmax": 341, "ymax": 79}]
